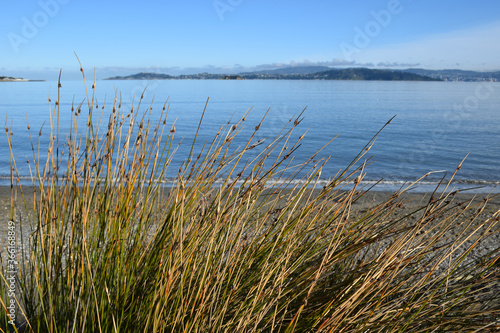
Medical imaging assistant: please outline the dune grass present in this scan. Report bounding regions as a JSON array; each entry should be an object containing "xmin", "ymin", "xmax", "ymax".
[{"xmin": 1, "ymin": 68, "xmax": 499, "ymax": 332}]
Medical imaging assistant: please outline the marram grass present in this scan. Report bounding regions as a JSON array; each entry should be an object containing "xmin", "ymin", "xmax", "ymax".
[{"xmin": 1, "ymin": 69, "xmax": 499, "ymax": 332}]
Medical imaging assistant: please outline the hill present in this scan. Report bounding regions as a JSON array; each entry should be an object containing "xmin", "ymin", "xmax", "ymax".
[
  {"xmin": 105, "ymin": 72, "xmax": 175, "ymax": 80},
  {"xmin": 106, "ymin": 68, "xmax": 440, "ymax": 81},
  {"xmin": 311, "ymin": 68, "xmax": 440, "ymax": 81},
  {"xmin": 403, "ymin": 69, "xmax": 500, "ymax": 82},
  {"xmin": 242, "ymin": 68, "xmax": 440, "ymax": 81}
]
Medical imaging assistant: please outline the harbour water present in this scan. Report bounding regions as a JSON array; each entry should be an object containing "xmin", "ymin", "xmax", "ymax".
[{"xmin": 1, "ymin": 79, "xmax": 499, "ymax": 192}]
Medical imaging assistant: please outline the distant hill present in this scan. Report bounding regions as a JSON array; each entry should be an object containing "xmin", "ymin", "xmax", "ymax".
[
  {"xmin": 106, "ymin": 67, "xmax": 440, "ymax": 81},
  {"xmin": 240, "ymin": 68, "xmax": 441, "ymax": 81},
  {"xmin": 403, "ymin": 69, "xmax": 500, "ymax": 82},
  {"xmin": 105, "ymin": 72, "xmax": 175, "ymax": 80},
  {"xmin": 311, "ymin": 68, "xmax": 440, "ymax": 81}
]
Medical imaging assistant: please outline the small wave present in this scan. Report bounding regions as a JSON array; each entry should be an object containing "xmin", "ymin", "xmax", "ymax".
[{"xmin": 1, "ymin": 175, "xmax": 498, "ymax": 193}]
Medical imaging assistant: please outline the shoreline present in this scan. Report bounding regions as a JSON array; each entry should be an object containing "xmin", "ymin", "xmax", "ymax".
[
  {"xmin": 2, "ymin": 185, "xmax": 499, "ymax": 220},
  {"xmin": 1, "ymin": 178, "xmax": 499, "ymax": 194}
]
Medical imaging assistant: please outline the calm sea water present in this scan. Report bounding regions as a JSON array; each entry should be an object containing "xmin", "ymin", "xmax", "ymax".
[{"xmin": 1, "ymin": 79, "xmax": 499, "ymax": 192}]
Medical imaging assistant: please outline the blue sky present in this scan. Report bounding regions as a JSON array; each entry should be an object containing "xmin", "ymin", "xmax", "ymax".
[{"xmin": 2, "ymin": 0, "xmax": 500, "ymax": 79}]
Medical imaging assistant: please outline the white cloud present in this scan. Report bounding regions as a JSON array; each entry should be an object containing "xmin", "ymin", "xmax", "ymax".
[
  {"xmin": 349, "ymin": 21, "xmax": 500, "ymax": 70},
  {"xmin": 376, "ymin": 61, "xmax": 420, "ymax": 68},
  {"xmin": 253, "ymin": 58, "xmax": 355, "ymax": 69}
]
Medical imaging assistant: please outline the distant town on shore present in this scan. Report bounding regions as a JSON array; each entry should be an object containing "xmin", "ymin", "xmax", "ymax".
[
  {"xmin": 3, "ymin": 67, "xmax": 499, "ymax": 82},
  {"xmin": 105, "ymin": 67, "xmax": 500, "ymax": 82}
]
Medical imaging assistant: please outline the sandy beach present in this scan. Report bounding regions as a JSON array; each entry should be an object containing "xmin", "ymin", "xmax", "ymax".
[
  {"xmin": 2, "ymin": 184, "xmax": 499, "ymax": 233},
  {"xmin": 2, "ymin": 184, "xmax": 499, "ymax": 281},
  {"xmin": 2, "ymin": 184, "xmax": 499, "ymax": 291},
  {"xmin": 1, "ymin": 184, "xmax": 499, "ymax": 330}
]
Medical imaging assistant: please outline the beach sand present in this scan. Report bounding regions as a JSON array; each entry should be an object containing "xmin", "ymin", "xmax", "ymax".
[
  {"xmin": 1, "ymin": 185, "xmax": 499, "ymax": 330},
  {"xmin": 2, "ymin": 184, "xmax": 499, "ymax": 284},
  {"xmin": 2, "ymin": 184, "xmax": 499, "ymax": 240}
]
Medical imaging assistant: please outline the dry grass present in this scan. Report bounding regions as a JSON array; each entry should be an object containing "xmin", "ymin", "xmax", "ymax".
[{"xmin": 1, "ymin": 66, "xmax": 499, "ymax": 332}]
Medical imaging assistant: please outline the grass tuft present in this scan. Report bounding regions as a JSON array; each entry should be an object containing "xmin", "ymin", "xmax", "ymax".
[{"xmin": 1, "ymin": 68, "xmax": 499, "ymax": 332}]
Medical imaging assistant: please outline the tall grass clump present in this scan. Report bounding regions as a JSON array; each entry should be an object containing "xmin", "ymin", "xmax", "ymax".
[{"xmin": 1, "ymin": 67, "xmax": 499, "ymax": 332}]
